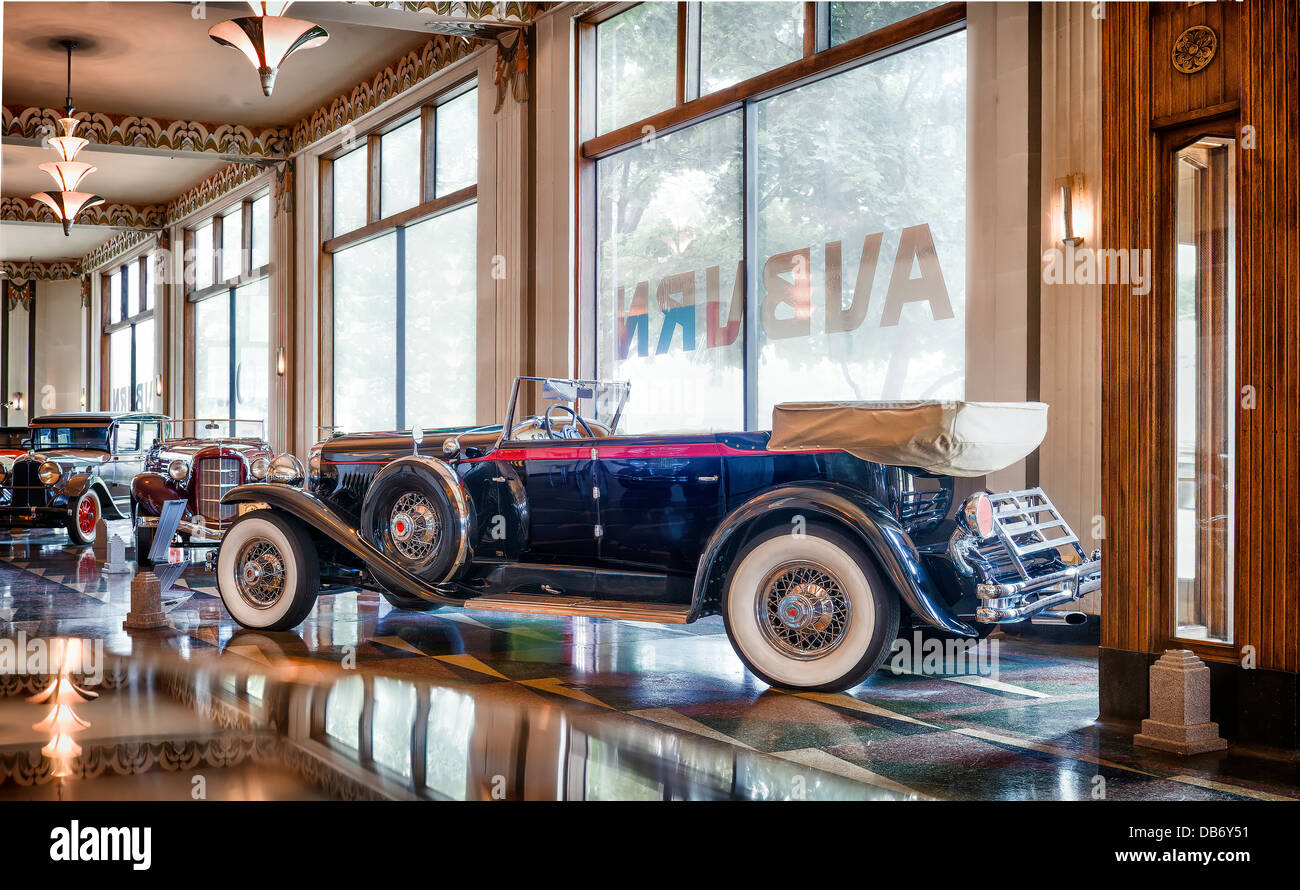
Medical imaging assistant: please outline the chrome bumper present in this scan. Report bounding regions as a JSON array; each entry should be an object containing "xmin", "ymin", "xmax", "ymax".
[
  {"xmin": 136, "ymin": 514, "xmax": 224, "ymax": 542},
  {"xmin": 975, "ymin": 558, "xmax": 1101, "ymax": 623}
]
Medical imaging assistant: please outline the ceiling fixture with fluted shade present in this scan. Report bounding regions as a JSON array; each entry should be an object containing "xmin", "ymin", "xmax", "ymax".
[
  {"xmin": 31, "ymin": 40, "xmax": 103, "ymax": 237},
  {"xmin": 209, "ymin": 1, "xmax": 329, "ymax": 98}
]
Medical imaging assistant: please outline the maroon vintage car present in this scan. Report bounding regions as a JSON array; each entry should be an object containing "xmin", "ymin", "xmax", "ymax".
[{"xmin": 131, "ymin": 419, "xmax": 273, "ymax": 564}]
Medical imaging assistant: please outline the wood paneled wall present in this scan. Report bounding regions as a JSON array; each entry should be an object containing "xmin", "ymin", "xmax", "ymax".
[{"xmin": 1101, "ymin": 0, "xmax": 1300, "ymax": 672}]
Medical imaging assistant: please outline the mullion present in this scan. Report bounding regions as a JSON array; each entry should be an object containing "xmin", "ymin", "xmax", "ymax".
[
  {"xmin": 228, "ymin": 287, "xmax": 237, "ymax": 436},
  {"xmin": 396, "ymin": 226, "xmax": 406, "ymax": 430},
  {"xmin": 742, "ymin": 101, "xmax": 758, "ymax": 431}
]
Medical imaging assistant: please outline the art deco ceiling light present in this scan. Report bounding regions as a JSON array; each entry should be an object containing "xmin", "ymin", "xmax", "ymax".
[
  {"xmin": 209, "ymin": 2, "xmax": 329, "ymax": 97},
  {"xmin": 30, "ymin": 40, "xmax": 103, "ymax": 237}
]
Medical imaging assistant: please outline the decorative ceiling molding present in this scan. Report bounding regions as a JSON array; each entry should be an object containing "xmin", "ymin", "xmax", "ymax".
[
  {"xmin": 2, "ymin": 105, "xmax": 291, "ymax": 157},
  {"xmin": 3, "ymin": 195, "xmax": 167, "ymax": 229},
  {"xmin": 0, "ymin": 259, "xmax": 83, "ymax": 282},
  {"xmin": 290, "ymin": 36, "xmax": 477, "ymax": 151},
  {"xmin": 163, "ymin": 161, "xmax": 267, "ymax": 226},
  {"xmin": 82, "ymin": 228, "xmax": 157, "ymax": 274},
  {"xmin": 355, "ymin": 1, "xmax": 538, "ymax": 19}
]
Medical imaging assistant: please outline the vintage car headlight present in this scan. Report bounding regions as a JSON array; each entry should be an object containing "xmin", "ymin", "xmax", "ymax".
[
  {"xmin": 38, "ymin": 461, "xmax": 63, "ymax": 487},
  {"xmin": 249, "ymin": 457, "xmax": 270, "ymax": 480},
  {"xmin": 307, "ymin": 446, "xmax": 322, "ymax": 486},
  {"xmin": 168, "ymin": 459, "xmax": 190, "ymax": 481},
  {"xmin": 959, "ymin": 492, "xmax": 996, "ymax": 539},
  {"xmin": 268, "ymin": 453, "xmax": 305, "ymax": 486}
]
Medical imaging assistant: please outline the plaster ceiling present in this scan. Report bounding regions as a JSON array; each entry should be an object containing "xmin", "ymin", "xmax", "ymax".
[
  {"xmin": 1, "ymin": 143, "xmax": 229, "ymax": 206},
  {"xmin": 0, "ymin": 221, "xmax": 125, "ymax": 263},
  {"xmin": 2, "ymin": 2, "xmax": 435, "ymax": 128}
]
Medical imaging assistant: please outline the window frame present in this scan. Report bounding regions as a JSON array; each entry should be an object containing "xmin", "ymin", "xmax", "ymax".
[
  {"xmin": 575, "ymin": 1, "xmax": 967, "ymax": 429},
  {"xmin": 319, "ymin": 78, "xmax": 479, "ymax": 432},
  {"xmin": 101, "ymin": 251, "xmax": 156, "ymax": 412},
  {"xmin": 184, "ymin": 190, "xmax": 274, "ymax": 437}
]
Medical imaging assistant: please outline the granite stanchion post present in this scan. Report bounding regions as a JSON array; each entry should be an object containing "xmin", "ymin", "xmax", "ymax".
[{"xmin": 1134, "ymin": 649, "xmax": 1228, "ymax": 755}]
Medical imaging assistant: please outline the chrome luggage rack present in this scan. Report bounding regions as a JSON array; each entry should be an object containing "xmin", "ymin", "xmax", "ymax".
[{"xmin": 966, "ymin": 488, "xmax": 1101, "ymax": 623}]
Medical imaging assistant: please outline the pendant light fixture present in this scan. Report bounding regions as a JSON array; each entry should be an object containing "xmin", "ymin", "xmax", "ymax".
[
  {"xmin": 31, "ymin": 40, "xmax": 103, "ymax": 237},
  {"xmin": 209, "ymin": 2, "xmax": 329, "ymax": 98}
]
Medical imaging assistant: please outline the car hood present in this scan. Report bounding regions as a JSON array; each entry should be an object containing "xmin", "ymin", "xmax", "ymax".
[
  {"xmin": 154, "ymin": 439, "xmax": 272, "ymax": 461},
  {"xmin": 319, "ymin": 425, "xmax": 502, "ymax": 465},
  {"xmin": 16, "ymin": 449, "xmax": 108, "ymax": 468}
]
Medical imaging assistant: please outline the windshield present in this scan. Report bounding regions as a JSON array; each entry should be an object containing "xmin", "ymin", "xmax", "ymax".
[
  {"xmin": 505, "ymin": 378, "xmax": 629, "ymax": 441},
  {"xmin": 31, "ymin": 427, "xmax": 111, "ymax": 451}
]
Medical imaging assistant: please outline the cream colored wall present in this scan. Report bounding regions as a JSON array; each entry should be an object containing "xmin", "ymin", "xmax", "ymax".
[
  {"xmin": 33, "ymin": 278, "xmax": 85, "ymax": 415},
  {"xmin": 5, "ymin": 298, "xmax": 30, "ymax": 426},
  {"xmin": 1038, "ymin": 2, "xmax": 1102, "ymax": 614}
]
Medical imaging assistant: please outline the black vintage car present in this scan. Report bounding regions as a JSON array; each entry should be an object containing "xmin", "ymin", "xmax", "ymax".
[
  {"xmin": 213, "ymin": 378, "xmax": 1101, "ymax": 692},
  {"xmin": 0, "ymin": 412, "xmax": 166, "ymax": 544}
]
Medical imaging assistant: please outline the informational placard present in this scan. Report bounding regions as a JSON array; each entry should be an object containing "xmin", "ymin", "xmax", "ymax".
[{"xmin": 150, "ymin": 499, "xmax": 187, "ymax": 564}]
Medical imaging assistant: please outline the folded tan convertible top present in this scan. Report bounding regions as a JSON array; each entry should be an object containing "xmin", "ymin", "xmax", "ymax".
[{"xmin": 768, "ymin": 400, "xmax": 1049, "ymax": 477}]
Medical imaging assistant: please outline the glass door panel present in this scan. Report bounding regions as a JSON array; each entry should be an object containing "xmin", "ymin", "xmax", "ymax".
[{"xmin": 1173, "ymin": 137, "xmax": 1235, "ymax": 643}]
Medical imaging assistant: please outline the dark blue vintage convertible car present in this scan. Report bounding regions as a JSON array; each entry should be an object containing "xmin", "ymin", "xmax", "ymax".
[{"xmin": 213, "ymin": 377, "xmax": 1100, "ymax": 691}]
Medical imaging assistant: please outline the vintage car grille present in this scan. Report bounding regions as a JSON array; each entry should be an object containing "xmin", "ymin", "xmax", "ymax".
[
  {"xmin": 194, "ymin": 456, "xmax": 242, "ymax": 526},
  {"xmin": 898, "ymin": 487, "xmax": 952, "ymax": 536},
  {"xmin": 8, "ymin": 460, "xmax": 48, "ymax": 509}
]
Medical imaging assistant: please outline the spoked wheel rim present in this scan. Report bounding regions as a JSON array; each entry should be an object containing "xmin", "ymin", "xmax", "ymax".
[
  {"xmin": 755, "ymin": 560, "xmax": 852, "ymax": 660},
  {"xmin": 76, "ymin": 496, "xmax": 98, "ymax": 536},
  {"xmin": 388, "ymin": 491, "xmax": 441, "ymax": 562},
  {"xmin": 234, "ymin": 538, "xmax": 287, "ymax": 610}
]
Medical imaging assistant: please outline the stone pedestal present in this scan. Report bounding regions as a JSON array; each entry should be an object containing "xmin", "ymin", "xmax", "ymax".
[
  {"xmin": 1134, "ymin": 649, "xmax": 1228, "ymax": 754},
  {"xmin": 122, "ymin": 571, "xmax": 168, "ymax": 630}
]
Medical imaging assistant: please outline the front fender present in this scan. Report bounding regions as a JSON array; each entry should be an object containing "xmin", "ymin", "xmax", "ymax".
[
  {"xmin": 131, "ymin": 472, "xmax": 190, "ymax": 519},
  {"xmin": 64, "ymin": 474, "xmax": 127, "ymax": 520},
  {"xmin": 690, "ymin": 482, "xmax": 976, "ymax": 637},
  {"xmin": 221, "ymin": 483, "xmax": 463, "ymax": 608}
]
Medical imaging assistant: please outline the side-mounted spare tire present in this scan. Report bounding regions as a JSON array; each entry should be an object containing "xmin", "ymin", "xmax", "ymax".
[{"xmin": 359, "ymin": 456, "xmax": 471, "ymax": 586}]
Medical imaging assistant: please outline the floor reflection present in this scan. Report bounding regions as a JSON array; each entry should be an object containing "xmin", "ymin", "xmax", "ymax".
[{"xmin": 0, "ymin": 650, "xmax": 900, "ymax": 801}]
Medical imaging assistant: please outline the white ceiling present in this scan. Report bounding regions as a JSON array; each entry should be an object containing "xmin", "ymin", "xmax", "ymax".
[
  {"xmin": 2, "ymin": 2, "xmax": 434, "ymax": 127},
  {"xmin": 2, "ymin": 1, "xmax": 439, "ymax": 262},
  {"xmin": 0, "ymin": 221, "xmax": 125, "ymax": 263}
]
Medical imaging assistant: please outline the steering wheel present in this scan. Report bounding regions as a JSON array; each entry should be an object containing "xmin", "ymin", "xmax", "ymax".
[{"xmin": 543, "ymin": 403, "xmax": 594, "ymax": 439}]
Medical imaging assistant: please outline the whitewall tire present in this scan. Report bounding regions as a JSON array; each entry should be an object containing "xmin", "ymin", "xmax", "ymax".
[
  {"xmin": 217, "ymin": 511, "xmax": 320, "ymax": 631},
  {"xmin": 723, "ymin": 523, "xmax": 899, "ymax": 692}
]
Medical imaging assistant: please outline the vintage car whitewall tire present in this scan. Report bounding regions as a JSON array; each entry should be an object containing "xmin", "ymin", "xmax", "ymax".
[
  {"xmin": 723, "ymin": 524, "xmax": 899, "ymax": 692},
  {"xmin": 217, "ymin": 511, "xmax": 320, "ymax": 631},
  {"xmin": 65, "ymin": 490, "xmax": 100, "ymax": 546}
]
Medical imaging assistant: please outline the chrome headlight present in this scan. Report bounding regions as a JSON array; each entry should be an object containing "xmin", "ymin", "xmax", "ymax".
[
  {"xmin": 168, "ymin": 459, "xmax": 190, "ymax": 482},
  {"xmin": 38, "ymin": 461, "xmax": 62, "ymax": 487},
  {"xmin": 268, "ymin": 453, "xmax": 305, "ymax": 486},
  {"xmin": 958, "ymin": 492, "xmax": 995, "ymax": 539},
  {"xmin": 249, "ymin": 457, "xmax": 270, "ymax": 480},
  {"xmin": 307, "ymin": 446, "xmax": 322, "ymax": 486}
]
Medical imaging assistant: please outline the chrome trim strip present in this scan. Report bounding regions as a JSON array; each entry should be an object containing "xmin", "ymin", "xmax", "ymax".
[
  {"xmin": 136, "ymin": 514, "xmax": 224, "ymax": 541},
  {"xmin": 974, "ymin": 558, "xmax": 1101, "ymax": 623}
]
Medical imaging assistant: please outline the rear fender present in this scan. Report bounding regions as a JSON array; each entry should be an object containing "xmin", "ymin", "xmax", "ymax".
[
  {"xmin": 690, "ymin": 482, "xmax": 975, "ymax": 637},
  {"xmin": 222, "ymin": 483, "xmax": 463, "ymax": 608}
]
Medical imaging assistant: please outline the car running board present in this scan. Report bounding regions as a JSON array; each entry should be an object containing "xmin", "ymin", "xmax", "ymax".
[{"xmin": 464, "ymin": 593, "xmax": 691, "ymax": 624}]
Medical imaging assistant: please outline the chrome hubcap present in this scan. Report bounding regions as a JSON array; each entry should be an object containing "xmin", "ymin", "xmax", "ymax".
[
  {"xmin": 234, "ymin": 538, "xmax": 285, "ymax": 610},
  {"xmin": 757, "ymin": 561, "xmax": 851, "ymax": 659},
  {"xmin": 389, "ymin": 492, "xmax": 440, "ymax": 562}
]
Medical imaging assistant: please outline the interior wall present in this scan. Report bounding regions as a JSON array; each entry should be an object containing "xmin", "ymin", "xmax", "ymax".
[
  {"xmin": 1039, "ymin": 2, "xmax": 1103, "ymax": 614},
  {"xmin": 4, "ymin": 294, "xmax": 30, "ymax": 426},
  {"xmin": 33, "ymin": 278, "xmax": 85, "ymax": 416}
]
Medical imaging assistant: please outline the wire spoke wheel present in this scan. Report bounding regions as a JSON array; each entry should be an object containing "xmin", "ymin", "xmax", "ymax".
[
  {"xmin": 76, "ymin": 496, "xmax": 97, "ymax": 536},
  {"xmin": 234, "ymin": 538, "xmax": 287, "ymax": 610},
  {"xmin": 388, "ymin": 491, "xmax": 441, "ymax": 562},
  {"xmin": 756, "ymin": 560, "xmax": 852, "ymax": 660}
]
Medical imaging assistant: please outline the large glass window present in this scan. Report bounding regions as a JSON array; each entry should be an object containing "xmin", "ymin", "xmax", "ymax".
[
  {"xmin": 187, "ymin": 191, "xmax": 273, "ymax": 436},
  {"xmin": 328, "ymin": 86, "xmax": 478, "ymax": 432},
  {"xmin": 700, "ymin": 2, "xmax": 804, "ymax": 94},
  {"xmin": 596, "ymin": 2, "xmax": 677, "ymax": 135},
  {"xmin": 104, "ymin": 255, "xmax": 156, "ymax": 412},
  {"xmin": 829, "ymin": 1, "xmax": 943, "ymax": 45},
  {"xmin": 589, "ymin": 4, "xmax": 964, "ymax": 430},
  {"xmin": 1173, "ymin": 137, "xmax": 1236, "ymax": 644},
  {"xmin": 332, "ymin": 146, "xmax": 368, "ymax": 235}
]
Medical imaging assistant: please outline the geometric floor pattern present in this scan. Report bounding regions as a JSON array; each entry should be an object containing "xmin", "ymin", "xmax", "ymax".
[{"xmin": 3, "ymin": 523, "xmax": 1299, "ymax": 801}]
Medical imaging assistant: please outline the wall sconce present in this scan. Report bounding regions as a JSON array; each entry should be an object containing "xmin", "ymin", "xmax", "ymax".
[
  {"xmin": 1056, "ymin": 174, "xmax": 1085, "ymax": 247},
  {"xmin": 3, "ymin": 393, "xmax": 24, "ymax": 412},
  {"xmin": 155, "ymin": 375, "xmax": 164, "ymax": 397},
  {"xmin": 79, "ymin": 387, "xmax": 87, "ymax": 408},
  {"xmin": 276, "ymin": 346, "xmax": 287, "ymax": 376}
]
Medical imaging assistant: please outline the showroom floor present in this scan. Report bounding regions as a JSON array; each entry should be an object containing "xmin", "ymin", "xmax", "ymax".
[{"xmin": 2, "ymin": 523, "xmax": 1298, "ymax": 801}]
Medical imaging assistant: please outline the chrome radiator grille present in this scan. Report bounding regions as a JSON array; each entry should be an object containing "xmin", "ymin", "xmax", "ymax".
[
  {"xmin": 195, "ymin": 456, "xmax": 241, "ymax": 526},
  {"xmin": 9, "ymin": 461, "xmax": 47, "ymax": 508}
]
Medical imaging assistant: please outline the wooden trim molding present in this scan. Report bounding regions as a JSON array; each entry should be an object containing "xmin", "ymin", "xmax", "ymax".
[{"xmin": 322, "ymin": 185, "xmax": 477, "ymax": 253}]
